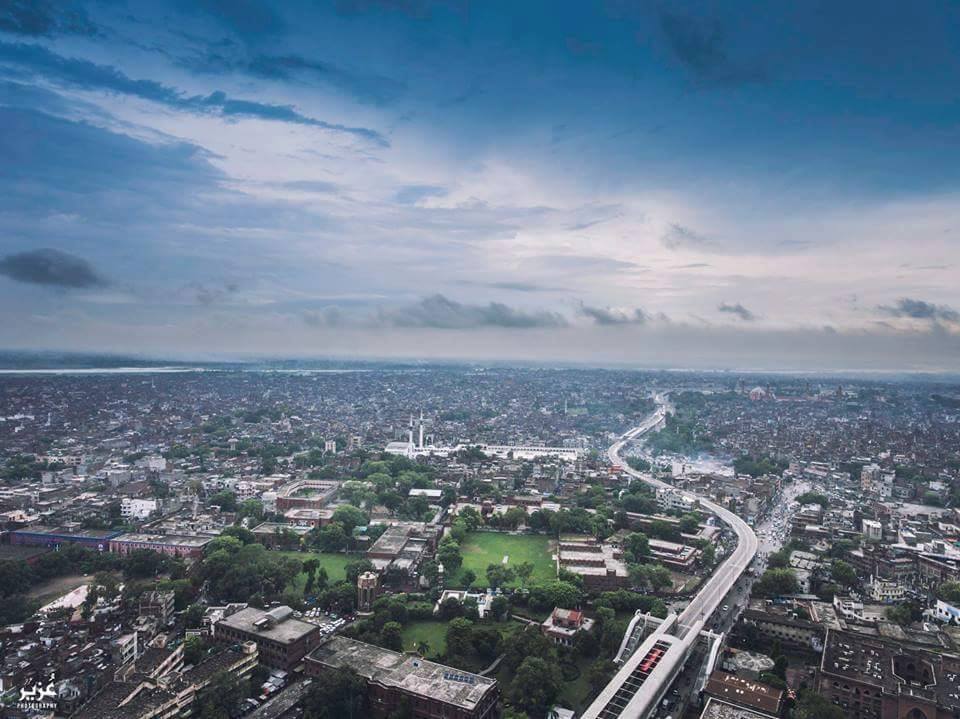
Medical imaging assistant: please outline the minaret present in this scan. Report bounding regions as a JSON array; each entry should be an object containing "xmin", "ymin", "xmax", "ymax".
[
  {"xmin": 418, "ymin": 410, "xmax": 425, "ymax": 449},
  {"xmin": 408, "ymin": 414, "xmax": 414, "ymax": 445}
]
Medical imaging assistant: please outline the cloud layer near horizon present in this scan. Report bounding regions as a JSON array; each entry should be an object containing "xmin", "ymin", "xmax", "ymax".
[{"xmin": 1, "ymin": 0, "xmax": 959, "ymax": 370}]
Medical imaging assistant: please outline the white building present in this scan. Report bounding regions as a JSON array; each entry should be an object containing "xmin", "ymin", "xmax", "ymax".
[
  {"xmin": 932, "ymin": 599, "xmax": 960, "ymax": 624},
  {"xmin": 861, "ymin": 519, "xmax": 883, "ymax": 542},
  {"xmin": 324, "ymin": 439, "xmax": 337, "ymax": 454},
  {"xmin": 121, "ymin": 498, "xmax": 158, "ymax": 520},
  {"xmin": 866, "ymin": 575, "xmax": 905, "ymax": 603}
]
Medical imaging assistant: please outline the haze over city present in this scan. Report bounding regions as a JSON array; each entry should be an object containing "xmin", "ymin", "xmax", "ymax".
[{"xmin": 2, "ymin": 0, "xmax": 959, "ymax": 369}]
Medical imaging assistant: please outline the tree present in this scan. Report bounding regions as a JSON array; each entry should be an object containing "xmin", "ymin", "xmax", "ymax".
[
  {"xmin": 333, "ymin": 505, "xmax": 368, "ymax": 535},
  {"xmin": 939, "ymin": 581, "xmax": 960, "ymax": 604},
  {"xmin": 587, "ymin": 659, "xmax": 616, "ymax": 694},
  {"xmin": 753, "ymin": 568, "xmax": 798, "ymax": 597},
  {"xmin": 124, "ymin": 549, "xmax": 167, "ymax": 579},
  {"xmin": 445, "ymin": 618, "xmax": 474, "ymax": 660},
  {"xmin": 437, "ymin": 539, "xmax": 463, "ymax": 573},
  {"xmin": 792, "ymin": 689, "xmax": 844, "ymax": 719},
  {"xmin": 221, "ymin": 525, "xmax": 256, "ymax": 545},
  {"xmin": 183, "ymin": 635, "xmax": 206, "ymax": 665},
  {"xmin": 185, "ymin": 603, "xmax": 205, "ymax": 628},
  {"xmin": 196, "ymin": 671, "xmax": 245, "ymax": 719},
  {"xmin": 303, "ymin": 668, "xmax": 369, "ymax": 719},
  {"xmin": 449, "ymin": 519, "xmax": 468, "ymax": 543},
  {"xmin": 514, "ymin": 561, "xmax": 535, "ymax": 589},
  {"xmin": 346, "ymin": 559, "xmax": 375, "ymax": 585},
  {"xmin": 624, "ymin": 532, "xmax": 651, "ymax": 563},
  {"xmin": 461, "ymin": 569, "xmax": 477, "ymax": 587},
  {"xmin": 831, "ymin": 560, "xmax": 857, "ymax": 587},
  {"xmin": 485, "ymin": 563, "xmax": 515, "ymax": 589},
  {"xmin": 507, "ymin": 657, "xmax": 562, "ymax": 716},
  {"xmin": 528, "ymin": 581, "xmax": 582, "ymax": 613},
  {"xmin": 208, "ymin": 490, "xmax": 238, "ymax": 513},
  {"xmin": 886, "ymin": 601, "xmax": 922, "ymax": 626},
  {"xmin": 438, "ymin": 596, "xmax": 464, "ymax": 620},
  {"xmin": 381, "ymin": 621, "xmax": 404, "ymax": 651},
  {"xmin": 317, "ymin": 524, "xmax": 348, "ymax": 551},
  {"xmin": 701, "ymin": 543, "xmax": 716, "ymax": 568},
  {"xmin": 490, "ymin": 595, "xmax": 510, "ymax": 621}
]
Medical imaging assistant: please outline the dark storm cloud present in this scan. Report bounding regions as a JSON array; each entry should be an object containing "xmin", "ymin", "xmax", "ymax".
[
  {"xmin": 0, "ymin": 248, "xmax": 106, "ymax": 288},
  {"xmin": 0, "ymin": 0, "xmax": 98, "ymax": 37},
  {"xmin": 300, "ymin": 295, "xmax": 568, "ymax": 329},
  {"xmin": 0, "ymin": 42, "xmax": 388, "ymax": 145},
  {"xmin": 878, "ymin": 298, "xmax": 960, "ymax": 324},
  {"xmin": 658, "ymin": 9, "xmax": 765, "ymax": 86},
  {"xmin": 179, "ymin": 50, "xmax": 405, "ymax": 105},
  {"xmin": 0, "ymin": 106, "xmax": 223, "ymax": 217},
  {"xmin": 718, "ymin": 302, "xmax": 755, "ymax": 321},
  {"xmin": 661, "ymin": 224, "xmax": 716, "ymax": 252},
  {"xmin": 394, "ymin": 184, "xmax": 448, "ymax": 204},
  {"xmin": 382, "ymin": 295, "xmax": 568, "ymax": 329},
  {"xmin": 579, "ymin": 305, "xmax": 647, "ymax": 325}
]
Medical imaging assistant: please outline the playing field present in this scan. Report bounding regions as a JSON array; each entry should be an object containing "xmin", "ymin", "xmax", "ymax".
[
  {"xmin": 452, "ymin": 532, "xmax": 555, "ymax": 588},
  {"xmin": 278, "ymin": 551, "xmax": 358, "ymax": 591}
]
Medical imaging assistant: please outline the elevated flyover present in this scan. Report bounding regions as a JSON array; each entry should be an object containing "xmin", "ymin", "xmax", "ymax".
[{"xmin": 581, "ymin": 397, "xmax": 759, "ymax": 719}]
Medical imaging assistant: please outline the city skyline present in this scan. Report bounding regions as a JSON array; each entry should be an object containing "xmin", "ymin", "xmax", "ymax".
[{"xmin": 2, "ymin": 1, "xmax": 959, "ymax": 370}]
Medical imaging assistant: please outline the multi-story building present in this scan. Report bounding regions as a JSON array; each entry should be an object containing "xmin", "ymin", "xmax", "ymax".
[
  {"xmin": 817, "ymin": 629, "xmax": 960, "ymax": 719},
  {"xmin": 305, "ymin": 636, "xmax": 500, "ymax": 719},
  {"xmin": 557, "ymin": 535, "xmax": 629, "ymax": 591},
  {"xmin": 10, "ymin": 525, "xmax": 122, "ymax": 551},
  {"xmin": 139, "ymin": 590, "xmax": 175, "ymax": 625},
  {"xmin": 121, "ymin": 498, "xmax": 158, "ymax": 521},
  {"xmin": 275, "ymin": 480, "xmax": 339, "ymax": 512},
  {"xmin": 213, "ymin": 606, "xmax": 321, "ymax": 670},
  {"xmin": 109, "ymin": 533, "xmax": 211, "ymax": 559}
]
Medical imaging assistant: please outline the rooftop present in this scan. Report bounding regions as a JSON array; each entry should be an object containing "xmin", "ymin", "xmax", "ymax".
[
  {"xmin": 308, "ymin": 636, "xmax": 497, "ymax": 710},
  {"xmin": 216, "ymin": 606, "xmax": 318, "ymax": 644}
]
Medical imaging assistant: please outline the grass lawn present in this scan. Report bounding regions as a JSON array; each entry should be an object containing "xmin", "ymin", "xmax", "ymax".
[
  {"xmin": 278, "ymin": 551, "xmax": 359, "ymax": 591},
  {"xmin": 401, "ymin": 620, "xmax": 449, "ymax": 656},
  {"xmin": 451, "ymin": 532, "xmax": 555, "ymax": 588}
]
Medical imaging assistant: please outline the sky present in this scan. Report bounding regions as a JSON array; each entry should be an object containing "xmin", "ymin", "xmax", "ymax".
[{"xmin": 1, "ymin": 0, "xmax": 959, "ymax": 371}]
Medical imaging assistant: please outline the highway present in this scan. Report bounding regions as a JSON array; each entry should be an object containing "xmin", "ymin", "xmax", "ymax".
[{"xmin": 581, "ymin": 397, "xmax": 759, "ymax": 719}]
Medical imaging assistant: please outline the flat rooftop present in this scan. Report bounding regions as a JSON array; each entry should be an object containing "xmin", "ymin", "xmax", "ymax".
[
  {"xmin": 700, "ymin": 697, "xmax": 777, "ymax": 719},
  {"xmin": 111, "ymin": 533, "xmax": 211, "ymax": 547},
  {"xmin": 12, "ymin": 525, "xmax": 121, "ymax": 539},
  {"xmin": 217, "ymin": 607, "xmax": 318, "ymax": 645},
  {"xmin": 705, "ymin": 672, "xmax": 782, "ymax": 715},
  {"xmin": 309, "ymin": 636, "xmax": 496, "ymax": 711}
]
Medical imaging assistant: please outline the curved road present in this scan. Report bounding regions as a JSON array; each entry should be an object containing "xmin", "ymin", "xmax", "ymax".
[{"xmin": 583, "ymin": 396, "xmax": 759, "ymax": 718}]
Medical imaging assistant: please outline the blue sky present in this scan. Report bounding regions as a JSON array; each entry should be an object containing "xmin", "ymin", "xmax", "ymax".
[{"xmin": 1, "ymin": 0, "xmax": 959, "ymax": 369}]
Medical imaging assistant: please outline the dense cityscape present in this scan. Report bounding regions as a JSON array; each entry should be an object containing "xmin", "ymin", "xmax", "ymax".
[
  {"xmin": 4, "ymin": 1, "xmax": 960, "ymax": 718},
  {"xmin": 0, "ymin": 363, "xmax": 956, "ymax": 719}
]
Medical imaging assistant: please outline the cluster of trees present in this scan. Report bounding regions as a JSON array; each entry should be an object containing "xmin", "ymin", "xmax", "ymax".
[
  {"xmin": 0, "ymin": 541, "xmax": 188, "ymax": 624},
  {"xmin": 753, "ymin": 568, "xmax": 799, "ymax": 597},
  {"xmin": 733, "ymin": 454, "xmax": 787, "ymax": 478},
  {"xmin": 796, "ymin": 491, "xmax": 829, "ymax": 508},
  {"xmin": 309, "ymin": 505, "xmax": 372, "ymax": 552},
  {"xmin": 200, "ymin": 534, "xmax": 304, "ymax": 606}
]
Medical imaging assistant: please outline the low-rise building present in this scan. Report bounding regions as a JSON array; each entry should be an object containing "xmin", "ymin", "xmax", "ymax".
[{"xmin": 540, "ymin": 607, "xmax": 595, "ymax": 647}]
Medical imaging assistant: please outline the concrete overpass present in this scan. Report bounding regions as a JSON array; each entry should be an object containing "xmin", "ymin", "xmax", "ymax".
[{"xmin": 581, "ymin": 397, "xmax": 759, "ymax": 719}]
